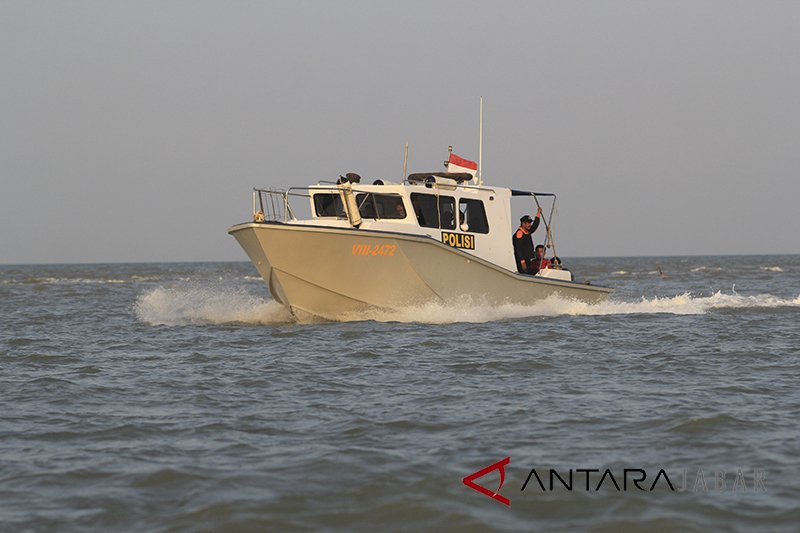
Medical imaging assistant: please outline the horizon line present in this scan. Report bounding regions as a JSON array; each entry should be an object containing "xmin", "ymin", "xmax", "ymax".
[{"xmin": 1, "ymin": 252, "xmax": 799, "ymax": 267}]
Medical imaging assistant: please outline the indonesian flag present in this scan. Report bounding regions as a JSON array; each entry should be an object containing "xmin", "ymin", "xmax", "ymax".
[{"xmin": 447, "ymin": 152, "xmax": 478, "ymax": 180}]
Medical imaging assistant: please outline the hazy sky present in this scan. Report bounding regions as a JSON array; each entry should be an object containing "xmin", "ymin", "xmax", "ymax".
[{"xmin": 2, "ymin": 1, "xmax": 798, "ymax": 264}]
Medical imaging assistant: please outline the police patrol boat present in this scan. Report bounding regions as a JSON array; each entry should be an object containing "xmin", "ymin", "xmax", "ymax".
[{"xmin": 228, "ymin": 150, "xmax": 613, "ymax": 321}]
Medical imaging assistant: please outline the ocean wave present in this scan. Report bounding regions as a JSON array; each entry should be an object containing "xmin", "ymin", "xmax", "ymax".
[
  {"xmin": 690, "ymin": 266, "xmax": 723, "ymax": 272},
  {"xmin": 70, "ymin": 278, "xmax": 127, "ymax": 284},
  {"xmin": 4, "ymin": 276, "xmax": 60, "ymax": 284},
  {"xmin": 760, "ymin": 266, "xmax": 783, "ymax": 272},
  {"xmin": 134, "ymin": 286, "xmax": 293, "ymax": 326},
  {"xmin": 3, "ymin": 277, "xmax": 127, "ymax": 285},
  {"xmin": 130, "ymin": 275, "xmax": 165, "ymax": 282}
]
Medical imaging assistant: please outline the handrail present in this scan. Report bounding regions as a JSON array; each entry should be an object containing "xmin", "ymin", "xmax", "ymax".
[
  {"xmin": 402, "ymin": 178, "xmax": 498, "ymax": 195},
  {"xmin": 531, "ymin": 193, "xmax": 558, "ymax": 272},
  {"xmin": 250, "ymin": 181, "xmax": 546, "ymax": 226},
  {"xmin": 252, "ymin": 188, "xmax": 300, "ymax": 222},
  {"xmin": 250, "ymin": 185, "xmax": 404, "ymax": 223}
]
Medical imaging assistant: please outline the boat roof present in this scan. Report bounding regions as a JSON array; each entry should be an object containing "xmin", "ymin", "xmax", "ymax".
[
  {"xmin": 309, "ymin": 172, "xmax": 556, "ymax": 198},
  {"xmin": 511, "ymin": 189, "xmax": 555, "ymax": 197}
]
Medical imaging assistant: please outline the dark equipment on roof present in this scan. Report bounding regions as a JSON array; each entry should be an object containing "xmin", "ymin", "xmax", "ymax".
[
  {"xmin": 406, "ymin": 172, "xmax": 474, "ymax": 184},
  {"xmin": 338, "ymin": 173, "xmax": 362, "ymax": 184}
]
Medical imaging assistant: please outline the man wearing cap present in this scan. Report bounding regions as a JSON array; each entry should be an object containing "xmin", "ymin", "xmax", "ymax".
[{"xmin": 512, "ymin": 207, "xmax": 543, "ymax": 274}]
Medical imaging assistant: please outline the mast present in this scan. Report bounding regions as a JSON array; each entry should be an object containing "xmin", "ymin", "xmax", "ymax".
[{"xmin": 478, "ymin": 96, "xmax": 483, "ymax": 186}]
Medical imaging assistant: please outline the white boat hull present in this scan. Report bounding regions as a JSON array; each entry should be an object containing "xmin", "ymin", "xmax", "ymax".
[{"xmin": 229, "ymin": 222, "xmax": 612, "ymax": 321}]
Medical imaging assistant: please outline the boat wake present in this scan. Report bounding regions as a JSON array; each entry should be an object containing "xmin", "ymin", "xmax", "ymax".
[
  {"xmin": 134, "ymin": 286, "xmax": 800, "ymax": 325},
  {"xmin": 134, "ymin": 286, "xmax": 293, "ymax": 326},
  {"xmin": 353, "ymin": 291, "xmax": 800, "ymax": 323}
]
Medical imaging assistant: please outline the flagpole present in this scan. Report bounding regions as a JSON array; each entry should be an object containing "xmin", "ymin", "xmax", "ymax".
[{"xmin": 478, "ymin": 96, "xmax": 483, "ymax": 186}]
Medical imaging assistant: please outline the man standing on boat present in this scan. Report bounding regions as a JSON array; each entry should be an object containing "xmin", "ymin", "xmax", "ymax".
[{"xmin": 513, "ymin": 208, "xmax": 543, "ymax": 274}]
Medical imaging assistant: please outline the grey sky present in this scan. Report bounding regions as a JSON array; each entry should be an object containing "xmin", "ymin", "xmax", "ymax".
[{"xmin": 2, "ymin": 1, "xmax": 798, "ymax": 264}]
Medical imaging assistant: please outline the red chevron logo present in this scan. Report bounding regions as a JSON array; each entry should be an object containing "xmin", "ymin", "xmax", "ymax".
[{"xmin": 462, "ymin": 457, "xmax": 511, "ymax": 506}]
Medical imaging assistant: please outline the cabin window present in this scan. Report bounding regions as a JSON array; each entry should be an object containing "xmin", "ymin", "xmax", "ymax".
[
  {"xmin": 410, "ymin": 193, "xmax": 456, "ymax": 229},
  {"xmin": 458, "ymin": 199, "xmax": 489, "ymax": 234},
  {"xmin": 355, "ymin": 193, "xmax": 407, "ymax": 219},
  {"xmin": 313, "ymin": 194, "xmax": 345, "ymax": 217}
]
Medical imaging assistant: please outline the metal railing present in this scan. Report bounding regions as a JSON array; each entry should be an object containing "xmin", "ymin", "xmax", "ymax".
[
  {"xmin": 251, "ymin": 183, "xmax": 406, "ymax": 223},
  {"xmin": 250, "ymin": 180, "xmax": 514, "ymax": 224},
  {"xmin": 252, "ymin": 188, "xmax": 300, "ymax": 222}
]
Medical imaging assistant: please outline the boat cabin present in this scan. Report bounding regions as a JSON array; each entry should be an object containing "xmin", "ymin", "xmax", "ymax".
[
  {"xmin": 301, "ymin": 173, "xmax": 518, "ymax": 272},
  {"xmin": 251, "ymin": 172, "xmax": 571, "ymax": 280}
]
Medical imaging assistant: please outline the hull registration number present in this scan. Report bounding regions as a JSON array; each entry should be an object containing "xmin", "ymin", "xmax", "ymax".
[{"xmin": 352, "ymin": 244, "xmax": 397, "ymax": 257}]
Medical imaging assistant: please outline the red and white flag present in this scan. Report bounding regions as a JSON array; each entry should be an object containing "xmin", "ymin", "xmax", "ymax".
[{"xmin": 447, "ymin": 152, "xmax": 478, "ymax": 179}]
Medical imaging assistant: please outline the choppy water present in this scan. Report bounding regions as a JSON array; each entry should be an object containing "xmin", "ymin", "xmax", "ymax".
[{"xmin": 1, "ymin": 256, "xmax": 799, "ymax": 531}]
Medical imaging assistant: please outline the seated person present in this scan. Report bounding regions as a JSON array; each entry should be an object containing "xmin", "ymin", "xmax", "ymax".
[{"xmin": 532, "ymin": 245, "xmax": 551, "ymax": 274}]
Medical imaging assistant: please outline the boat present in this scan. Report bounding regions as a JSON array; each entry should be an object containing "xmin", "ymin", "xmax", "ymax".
[{"xmin": 228, "ymin": 152, "xmax": 613, "ymax": 321}]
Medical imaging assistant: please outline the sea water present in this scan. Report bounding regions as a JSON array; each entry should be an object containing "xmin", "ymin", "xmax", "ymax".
[{"xmin": 1, "ymin": 256, "xmax": 798, "ymax": 531}]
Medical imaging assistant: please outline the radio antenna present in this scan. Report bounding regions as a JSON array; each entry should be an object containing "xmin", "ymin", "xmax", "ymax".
[{"xmin": 402, "ymin": 141, "xmax": 409, "ymax": 181}]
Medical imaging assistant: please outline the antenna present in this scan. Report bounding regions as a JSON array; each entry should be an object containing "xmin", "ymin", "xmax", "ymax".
[
  {"xmin": 478, "ymin": 96, "xmax": 483, "ymax": 186},
  {"xmin": 402, "ymin": 141, "xmax": 409, "ymax": 180}
]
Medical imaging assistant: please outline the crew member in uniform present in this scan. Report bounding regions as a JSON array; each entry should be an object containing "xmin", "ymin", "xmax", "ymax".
[{"xmin": 512, "ymin": 208, "xmax": 542, "ymax": 274}]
